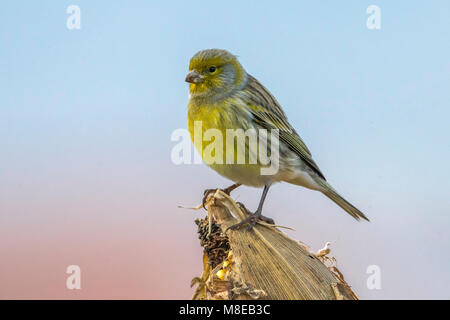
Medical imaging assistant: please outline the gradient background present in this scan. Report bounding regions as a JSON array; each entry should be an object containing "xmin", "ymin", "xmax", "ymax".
[{"xmin": 1, "ymin": 1, "xmax": 449, "ymax": 299}]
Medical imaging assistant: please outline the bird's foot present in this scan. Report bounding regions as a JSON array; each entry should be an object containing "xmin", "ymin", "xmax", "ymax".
[
  {"xmin": 202, "ymin": 183, "xmax": 241, "ymax": 209},
  {"xmin": 202, "ymin": 188, "xmax": 218, "ymax": 209},
  {"xmin": 237, "ymin": 202, "xmax": 275, "ymax": 225},
  {"xmin": 226, "ymin": 213, "xmax": 259, "ymax": 231},
  {"xmin": 226, "ymin": 203, "xmax": 275, "ymax": 231}
]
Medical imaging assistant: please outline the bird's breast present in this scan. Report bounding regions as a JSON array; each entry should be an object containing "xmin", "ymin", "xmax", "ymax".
[
  {"xmin": 187, "ymin": 98, "xmax": 251, "ymax": 142},
  {"xmin": 186, "ymin": 98, "xmax": 272, "ymax": 187}
]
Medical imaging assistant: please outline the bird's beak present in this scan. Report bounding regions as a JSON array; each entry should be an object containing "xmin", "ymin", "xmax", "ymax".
[{"xmin": 185, "ymin": 71, "xmax": 204, "ymax": 84}]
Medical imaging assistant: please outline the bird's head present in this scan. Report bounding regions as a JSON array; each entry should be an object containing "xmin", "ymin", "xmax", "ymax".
[
  {"xmin": 325, "ymin": 242, "xmax": 331, "ymax": 248},
  {"xmin": 186, "ymin": 49, "xmax": 247, "ymax": 101}
]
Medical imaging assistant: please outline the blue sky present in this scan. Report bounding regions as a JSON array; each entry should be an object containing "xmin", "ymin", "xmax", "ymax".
[{"xmin": 1, "ymin": 1, "xmax": 449, "ymax": 299}]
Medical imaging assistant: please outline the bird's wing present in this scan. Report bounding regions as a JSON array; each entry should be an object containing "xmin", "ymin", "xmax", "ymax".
[{"xmin": 244, "ymin": 75, "xmax": 326, "ymax": 180}]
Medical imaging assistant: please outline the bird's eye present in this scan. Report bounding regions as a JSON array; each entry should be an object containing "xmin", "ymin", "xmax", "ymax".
[{"xmin": 208, "ymin": 66, "xmax": 217, "ymax": 73}]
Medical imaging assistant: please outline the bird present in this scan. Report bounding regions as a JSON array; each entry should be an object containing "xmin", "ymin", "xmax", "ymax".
[{"xmin": 185, "ymin": 49, "xmax": 369, "ymax": 230}]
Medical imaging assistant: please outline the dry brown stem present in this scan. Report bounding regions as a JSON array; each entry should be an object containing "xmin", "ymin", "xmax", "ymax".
[{"xmin": 190, "ymin": 190, "xmax": 358, "ymax": 300}]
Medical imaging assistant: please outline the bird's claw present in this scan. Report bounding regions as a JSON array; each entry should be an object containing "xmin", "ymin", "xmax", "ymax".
[
  {"xmin": 237, "ymin": 202, "xmax": 276, "ymax": 226},
  {"xmin": 202, "ymin": 184, "xmax": 241, "ymax": 210},
  {"xmin": 226, "ymin": 205, "xmax": 275, "ymax": 232},
  {"xmin": 202, "ymin": 188, "xmax": 218, "ymax": 209},
  {"xmin": 226, "ymin": 214, "xmax": 258, "ymax": 232}
]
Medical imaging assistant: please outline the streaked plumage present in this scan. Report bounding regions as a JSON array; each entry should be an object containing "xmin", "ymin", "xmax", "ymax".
[{"xmin": 186, "ymin": 49, "xmax": 369, "ymax": 225}]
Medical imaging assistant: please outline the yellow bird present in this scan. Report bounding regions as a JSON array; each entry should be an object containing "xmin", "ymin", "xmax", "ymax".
[{"xmin": 186, "ymin": 49, "xmax": 369, "ymax": 230}]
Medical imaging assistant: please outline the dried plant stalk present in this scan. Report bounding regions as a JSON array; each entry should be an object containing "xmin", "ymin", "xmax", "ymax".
[{"xmin": 191, "ymin": 190, "xmax": 358, "ymax": 300}]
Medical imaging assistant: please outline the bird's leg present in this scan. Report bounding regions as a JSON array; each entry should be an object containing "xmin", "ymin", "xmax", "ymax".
[
  {"xmin": 202, "ymin": 183, "xmax": 242, "ymax": 209},
  {"xmin": 227, "ymin": 185, "xmax": 272, "ymax": 231},
  {"xmin": 223, "ymin": 183, "xmax": 242, "ymax": 195},
  {"xmin": 237, "ymin": 202, "xmax": 275, "ymax": 225}
]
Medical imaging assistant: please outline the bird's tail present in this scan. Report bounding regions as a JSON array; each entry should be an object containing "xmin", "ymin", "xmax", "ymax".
[{"xmin": 318, "ymin": 181, "xmax": 369, "ymax": 221}]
